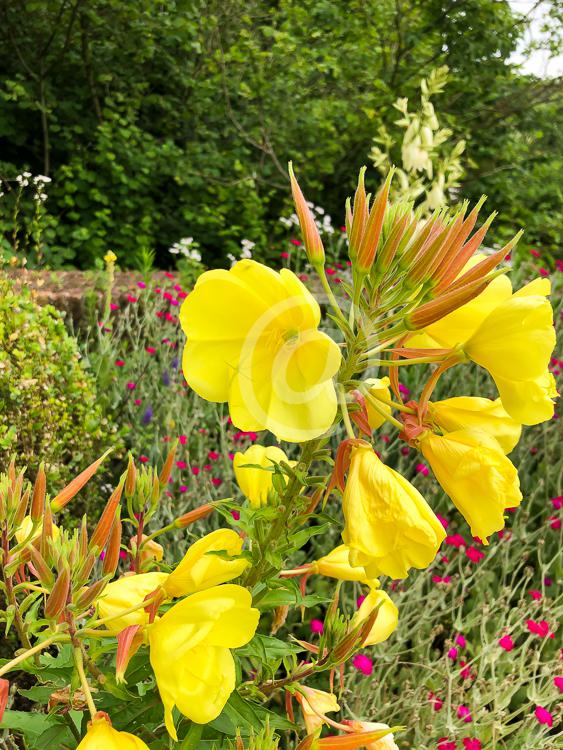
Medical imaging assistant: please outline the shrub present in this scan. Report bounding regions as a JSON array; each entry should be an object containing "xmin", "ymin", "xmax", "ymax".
[{"xmin": 0, "ymin": 274, "xmax": 118, "ymax": 488}]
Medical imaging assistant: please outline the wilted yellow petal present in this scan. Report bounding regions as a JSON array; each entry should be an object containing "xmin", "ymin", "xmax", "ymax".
[{"xmin": 351, "ymin": 589, "xmax": 399, "ymax": 646}]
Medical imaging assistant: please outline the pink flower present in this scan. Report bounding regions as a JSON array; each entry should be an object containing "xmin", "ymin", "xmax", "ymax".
[
  {"xmin": 528, "ymin": 589, "xmax": 542, "ymax": 601},
  {"xmin": 110, "ymin": 303, "xmax": 120, "ymax": 311},
  {"xmin": 534, "ymin": 706, "xmax": 553, "ymax": 727},
  {"xmin": 208, "ymin": 451, "xmax": 219, "ymax": 460},
  {"xmin": 437, "ymin": 740, "xmax": 457, "ymax": 750},
  {"xmin": 126, "ymin": 382, "xmax": 136, "ymax": 390},
  {"xmin": 462, "ymin": 740, "xmax": 482, "ymax": 750},
  {"xmin": 544, "ymin": 577, "xmax": 553, "ymax": 586},
  {"xmin": 164, "ymin": 272, "xmax": 175, "ymax": 279},
  {"xmin": 326, "ymin": 267, "xmax": 336, "ymax": 276},
  {"xmin": 530, "ymin": 249, "xmax": 541, "ymax": 258},
  {"xmin": 176, "ymin": 460, "xmax": 187, "ymax": 470},
  {"xmin": 448, "ymin": 647, "xmax": 458, "ymax": 661},
  {"xmin": 398, "ymin": 383, "xmax": 410, "ymax": 397},
  {"xmin": 459, "ymin": 660, "xmax": 474, "ymax": 681},
  {"xmin": 455, "ymin": 634, "xmax": 467, "ymax": 649},
  {"xmin": 310, "ymin": 619, "xmax": 324, "ymax": 634},
  {"xmin": 436, "ymin": 514, "xmax": 449, "ymax": 529},
  {"xmin": 457, "ymin": 705, "xmax": 472, "ymax": 723},
  {"xmin": 178, "ymin": 435, "xmax": 188, "ymax": 445},
  {"xmin": 137, "ymin": 281, "xmax": 147, "ymax": 289},
  {"xmin": 179, "ymin": 485, "xmax": 188, "ymax": 492},
  {"xmin": 551, "ymin": 495, "xmax": 563, "ymax": 509},
  {"xmin": 134, "ymin": 398, "xmax": 142, "ymax": 406},
  {"xmin": 498, "ymin": 635, "xmax": 514, "ymax": 652},
  {"xmin": 173, "ymin": 284, "xmax": 183, "ymax": 292},
  {"xmin": 191, "ymin": 467, "xmax": 200, "ymax": 476},
  {"xmin": 429, "ymin": 692, "xmax": 444, "ymax": 712},
  {"xmin": 415, "ymin": 462, "xmax": 429, "ymax": 476},
  {"xmin": 290, "ymin": 238, "xmax": 302, "ymax": 246},
  {"xmin": 352, "ymin": 653, "xmax": 373, "ymax": 676},
  {"xmin": 356, "ymin": 594, "xmax": 366, "ymax": 608},
  {"xmin": 145, "ymin": 346, "xmax": 156, "ymax": 354},
  {"xmin": 465, "ymin": 546, "xmax": 484, "ymax": 563},
  {"xmin": 211, "ymin": 478, "xmax": 222, "ymax": 487},
  {"xmin": 549, "ymin": 516, "xmax": 561, "ymax": 530},
  {"xmin": 115, "ymin": 359, "xmax": 125, "ymax": 367},
  {"xmin": 139, "ymin": 455, "xmax": 149, "ymax": 464},
  {"xmin": 231, "ymin": 510, "xmax": 241, "ymax": 521},
  {"xmin": 554, "ymin": 676, "xmax": 563, "ymax": 693},
  {"xmin": 556, "ymin": 260, "xmax": 563, "ymax": 272},
  {"xmin": 526, "ymin": 619, "xmax": 554, "ymax": 638},
  {"xmin": 280, "ymin": 251, "xmax": 290, "ymax": 259},
  {"xmin": 432, "ymin": 575, "xmax": 452, "ymax": 584},
  {"xmin": 400, "ymin": 446, "xmax": 410, "ymax": 456},
  {"xmin": 126, "ymin": 294, "xmax": 138, "ymax": 303},
  {"xmin": 445, "ymin": 534, "xmax": 466, "ymax": 548},
  {"xmin": 539, "ymin": 268, "xmax": 549, "ymax": 277},
  {"xmin": 298, "ymin": 273, "xmax": 309, "ymax": 282}
]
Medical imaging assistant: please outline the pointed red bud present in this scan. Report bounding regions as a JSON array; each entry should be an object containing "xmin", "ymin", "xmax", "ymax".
[
  {"xmin": 355, "ymin": 169, "xmax": 393, "ymax": 273},
  {"xmin": 288, "ymin": 162, "xmax": 325, "ymax": 266},
  {"xmin": 75, "ymin": 579, "xmax": 108, "ymax": 611},
  {"xmin": 102, "ymin": 509, "xmax": 122, "ymax": 576},
  {"xmin": 348, "ymin": 167, "xmax": 368, "ymax": 260},
  {"xmin": 44, "ymin": 566, "xmax": 70, "ymax": 619},
  {"xmin": 51, "ymin": 450, "xmax": 111, "ymax": 512},
  {"xmin": 28, "ymin": 546, "xmax": 54, "ymax": 587},
  {"xmin": 174, "ymin": 503, "xmax": 214, "ymax": 528},
  {"xmin": 125, "ymin": 455, "xmax": 136, "ymax": 500},
  {"xmin": 90, "ymin": 480, "xmax": 124, "ymax": 552},
  {"xmin": 159, "ymin": 441, "xmax": 178, "ymax": 487},
  {"xmin": 30, "ymin": 464, "xmax": 46, "ymax": 521}
]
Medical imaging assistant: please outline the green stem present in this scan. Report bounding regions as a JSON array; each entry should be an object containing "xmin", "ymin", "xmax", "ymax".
[
  {"xmin": 316, "ymin": 264, "xmax": 347, "ymax": 326},
  {"xmin": 0, "ymin": 634, "xmax": 68, "ymax": 678},
  {"xmin": 338, "ymin": 386, "xmax": 356, "ymax": 439},
  {"xmin": 362, "ymin": 389, "xmax": 405, "ymax": 430},
  {"xmin": 73, "ymin": 646, "xmax": 97, "ymax": 720}
]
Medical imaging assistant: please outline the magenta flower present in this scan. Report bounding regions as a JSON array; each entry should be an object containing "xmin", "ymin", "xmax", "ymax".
[
  {"xmin": 432, "ymin": 575, "xmax": 452, "ymax": 584},
  {"xmin": 526, "ymin": 619, "xmax": 554, "ymax": 638},
  {"xmin": 280, "ymin": 251, "xmax": 290, "ymax": 259},
  {"xmin": 455, "ymin": 634, "xmax": 467, "ymax": 649},
  {"xmin": 126, "ymin": 294, "xmax": 138, "ymax": 303},
  {"xmin": 231, "ymin": 510, "xmax": 241, "ymax": 521},
  {"xmin": 139, "ymin": 455, "xmax": 149, "ymax": 464},
  {"xmin": 549, "ymin": 516, "xmax": 561, "ymax": 530},
  {"xmin": 428, "ymin": 692, "xmax": 444, "ymax": 712},
  {"xmin": 498, "ymin": 635, "xmax": 514, "ymax": 652},
  {"xmin": 436, "ymin": 513, "xmax": 449, "ymax": 529},
  {"xmin": 554, "ymin": 676, "xmax": 563, "ymax": 693},
  {"xmin": 445, "ymin": 534, "xmax": 466, "ymax": 548},
  {"xmin": 352, "ymin": 653, "xmax": 373, "ymax": 676},
  {"xmin": 145, "ymin": 346, "xmax": 156, "ymax": 354},
  {"xmin": 115, "ymin": 359, "xmax": 125, "ymax": 367},
  {"xmin": 457, "ymin": 705, "xmax": 472, "ymax": 723},
  {"xmin": 137, "ymin": 281, "xmax": 147, "ymax": 289},
  {"xmin": 208, "ymin": 451, "xmax": 219, "ymax": 460},
  {"xmin": 356, "ymin": 594, "xmax": 366, "ymax": 608},
  {"xmin": 175, "ymin": 460, "xmax": 187, "ymax": 470},
  {"xmin": 448, "ymin": 647, "xmax": 458, "ymax": 661},
  {"xmin": 110, "ymin": 303, "xmax": 119, "ymax": 311},
  {"xmin": 310, "ymin": 619, "xmax": 324, "ymax": 634},
  {"xmin": 415, "ymin": 462, "xmax": 429, "ymax": 476},
  {"xmin": 126, "ymin": 382, "xmax": 136, "ymax": 390},
  {"xmin": 437, "ymin": 739, "xmax": 457, "ymax": 750},
  {"xmin": 465, "ymin": 546, "xmax": 484, "ymax": 563},
  {"xmin": 179, "ymin": 485, "xmax": 188, "ymax": 492},
  {"xmin": 211, "ymin": 478, "xmax": 222, "ymax": 487},
  {"xmin": 528, "ymin": 589, "xmax": 542, "ymax": 601},
  {"xmin": 462, "ymin": 740, "xmax": 482, "ymax": 750},
  {"xmin": 534, "ymin": 706, "xmax": 553, "ymax": 727},
  {"xmin": 191, "ymin": 467, "xmax": 200, "ymax": 476},
  {"xmin": 551, "ymin": 496, "xmax": 562, "ymax": 509},
  {"xmin": 178, "ymin": 435, "xmax": 188, "ymax": 445}
]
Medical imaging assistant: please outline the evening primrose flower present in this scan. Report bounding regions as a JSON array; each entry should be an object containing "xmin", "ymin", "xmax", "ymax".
[
  {"xmin": 429, "ymin": 396, "xmax": 521, "ymax": 454},
  {"xmin": 463, "ymin": 280, "xmax": 556, "ymax": 424},
  {"xmin": 149, "ymin": 584, "xmax": 259, "ymax": 737},
  {"xmin": 313, "ymin": 544, "xmax": 375, "ymax": 585},
  {"xmin": 179, "ymin": 259, "xmax": 341, "ymax": 442},
  {"xmin": 342, "ymin": 443, "xmax": 445, "ymax": 579},
  {"xmin": 163, "ymin": 529, "xmax": 248, "ymax": 598},
  {"xmin": 295, "ymin": 687, "xmax": 340, "ymax": 734},
  {"xmin": 98, "ymin": 572, "xmax": 168, "ymax": 633},
  {"xmin": 344, "ymin": 721, "xmax": 399, "ymax": 749},
  {"xmin": 15, "ymin": 515, "xmax": 60, "ymax": 545},
  {"xmin": 351, "ymin": 589, "xmax": 399, "ymax": 646},
  {"xmin": 77, "ymin": 713, "xmax": 149, "ymax": 749},
  {"xmin": 233, "ymin": 444, "xmax": 293, "ymax": 507},
  {"xmin": 418, "ymin": 429, "xmax": 522, "ymax": 540},
  {"xmin": 364, "ymin": 377, "xmax": 392, "ymax": 430}
]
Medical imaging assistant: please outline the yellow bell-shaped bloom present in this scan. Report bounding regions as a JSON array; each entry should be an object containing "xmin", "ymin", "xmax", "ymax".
[
  {"xmin": 429, "ymin": 396, "xmax": 521, "ymax": 454},
  {"xmin": 15, "ymin": 515, "xmax": 60, "ymax": 545},
  {"xmin": 98, "ymin": 572, "xmax": 168, "ymax": 634},
  {"xmin": 364, "ymin": 377, "xmax": 392, "ymax": 430},
  {"xmin": 233, "ymin": 444, "xmax": 292, "ymax": 507},
  {"xmin": 463, "ymin": 280, "xmax": 556, "ymax": 425},
  {"xmin": 342, "ymin": 443, "xmax": 445, "ymax": 579},
  {"xmin": 313, "ymin": 544, "xmax": 375, "ymax": 585},
  {"xmin": 77, "ymin": 713, "xmax": 149, "ymax": 750},
  {"xmin": 295, "ymin": 687, "xmax": 340, "ymax": 735},
  {"xmin": 407, "ymin": 255, "xmax": 513, "ymax": 349},
  {"xmin": 149, "ymin": 584, "xmax": 259, "ymax": 738},
  {"xmin": 351, "ymin": 589, "xmax": 398, "ymax": 646},
  {"xmin": 179, "ymin": 259, "xmax": 342, "ymax": 442},
  {"xmin": 419, "ymin": 428, "xmax": 522, "ymax": 540},
  {"xmin": 491, "ymin": 371, "xmax": 558, "ymax": 426},
  {"xmin": 163, "ymin": 529, "xmax": 248, "ymax": 598}
]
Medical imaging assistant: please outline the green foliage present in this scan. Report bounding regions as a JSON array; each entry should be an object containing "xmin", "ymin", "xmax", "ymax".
[
  {"xmin": 0, "ymin": 0, "xmax": 560, "ymax": 266},
  {"xmin": 0, "ymin": 274, "xmax": 117, "ymax": 486}
]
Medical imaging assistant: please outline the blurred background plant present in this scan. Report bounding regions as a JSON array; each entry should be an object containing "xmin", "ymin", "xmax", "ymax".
[{"xmin": 369, "ymin": 66, "xmax": 467, "ymax": 215}]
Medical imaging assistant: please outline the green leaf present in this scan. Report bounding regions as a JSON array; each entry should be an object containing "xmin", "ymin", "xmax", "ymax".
[
  {"xmin": 208, "ymin": 692, "xmax": 294, "ymax": 736},
  {"xmin": 236, "ymin": 634, "xmax": 303, "ymax": 662}
]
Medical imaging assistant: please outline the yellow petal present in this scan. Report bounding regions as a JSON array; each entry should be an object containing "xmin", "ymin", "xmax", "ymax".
[
  {"xmin": 164, "ymin": 529, "xmax": 248, "ymax": 598},
  {"xmin": 15, "ymin": 515, "xmax": 60, "ymax": 545},
  {"xmin": 420, "ymin": 429, "xmax": 522, "ymax": 539},
  {"xmin": 364, "ymin": 377, "xmax": 392, "ymax": 430},
  {"xmin": 297, "ymin": 687, "xmax": 340, "ymax": 735},
  {"xmin": 342, "ymin": 445, "xmax": 445, "ymax": 579},
  {"xmin": 493, "ymin": 371, "xmax": 558, "ymax": 425},
  {"xmin": 315, "ymin": 545, "xmax": 376, "ymax": 584},
  {"xmin": 351, "ymin": 589, "xmax": 398, "ymax": 646},
  {"xmin": 98, "ymin": 572, "xmax": 168, "ymax": 634},
  {"xmin": 77, "ymin": 715, "xmax": 150, "ymax": 749},
  {"xmin": 465, "ymin": 295, "xmax": 555, "ymax": 381},
  {"xmin": 233, "ymin": 444, "xmax": 290, "ymax": 507},
  {"xmin": 429, "ymin": 396, "xmax": 521, "ymax": 454}
]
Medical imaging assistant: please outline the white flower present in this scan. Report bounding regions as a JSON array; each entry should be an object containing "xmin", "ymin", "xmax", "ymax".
[
  {"xmin": 187, "ymin": 249, "xmax": 201, "ymax": 262},
  {"xmin": 34, "ymin": 175, "xmax": 51, "ymax": 184},
  {"xmin": 169, "ymin": 245, "xmax": 180, "ymax": 255},
  {"xmin": 314, "ymin": 205, "xmax": 325, "ymax": 215},
  {"xmin": 279, "ymin": 216, "xmax": 293, "ymax": 227},
  {"xmin": 241, "ymin": 239, "xmax": 255, "ymax": 251}
]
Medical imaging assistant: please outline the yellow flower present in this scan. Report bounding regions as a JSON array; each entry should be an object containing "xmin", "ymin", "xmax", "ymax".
[
  {"xmin": 463, "ymin": 280, "xmax": 556, "ymax": 424},
  {"xmin": 364, "ymin": 377, "xmax": 391, "ymax": 430},
  {"xmin": 342, "ymin": 443, "xmax": 445, "ymax": 579},
  {"xmin": 351, "ymin": 589, "xmax": 398, "ymax": 646},
  {"xmin": 15, "ymin": 515, "xmax": 60, "ymax": 545},
  {"xmin": 98, "ymin": 572, "xmax": 168, "ymax": 634},
  {"xmin": 295, "ymin": 687, "xmax": 340, "ymax": 735},
  {"xmin": 149, "ymin": 584, "xmax": 259, "ymax": 737},
  {"xmin": 77, "ymin": 713, "xmax": 149, "ymax": 749},
  {"xmin": 429, "ymin": 396, "xmax": 521, "ymax": 454},
  {"xmin": 104, "ymin": 250, "xmax": 117, "ymax": 264},
  {"xmin": 344, "ymin": 721, "xmax": 399, "ymax": 750},
  {"xmin": 233, "ymin": 444, "xmax": 292, "ymax": 507},
  {"xmin": 179, "ymin": 259, "xmax": 341, "ymax": 442},
  {"xmin": 163, "ymin": 529, "xmax": 248, "ymax": 598},
  {"xmin": 313, "ymin": 544, "xmax": 375, "ymax": 585},
  {"xmin": 419, "ymin": 429, "xmax": 522, "ymax": 539}
]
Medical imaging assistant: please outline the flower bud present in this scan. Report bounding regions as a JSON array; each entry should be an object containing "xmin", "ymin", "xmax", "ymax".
[
  {"xmin": 90, "ymin": 480, "xmax": 124, "ymax": 552},
  {"xmin": 44, "ymin": 566, "xmax": 70, "ymax": 619},
  {"xmin": 102, "ymin": 510, "xmax": 123, "ymax": 577},
  {"xmin": 289, "ymin": 162, "xmax": 325, "ymax": 266},
  {"xmin": 51, "ymin": 450, "xmax": 111, "ymax": 512},
  {"xmin": 174, "ymin": 503, "xmax": 214, "ymax": 528},
  {"xmin": 356, "ymin": 170, "xmax": 394, "ymax": 274},
  {"xmin": 30, "ymin": 463, "xmax": 46, "ymax": 521},
  {"xmin": 115, "ymin": 625, "xmax": 143, "ymax": 684},
  {"xmin": 159, "ymin": 442, "xmax": 178, "ymax": 487},
  {"xmin": 124, "ymin": 455, "xmax": 136, "ymax": 500},
  {"xmin": 75, "ymin": 579, "xmax": 108, "ymax": 611},
  {"xmin": 0, "ymin": 678, "xmax": 9, "ymax": 722}
]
